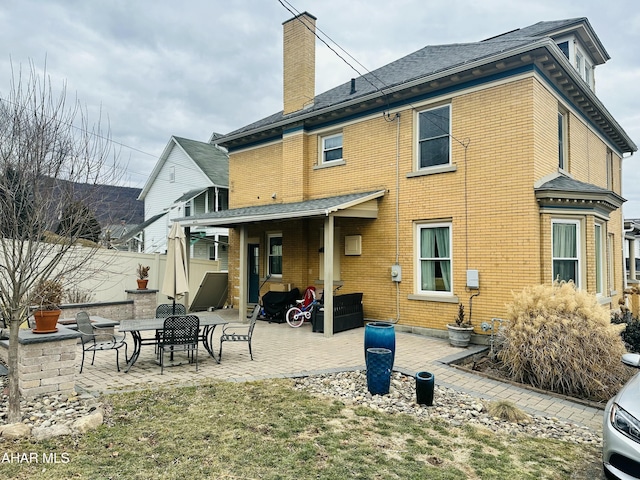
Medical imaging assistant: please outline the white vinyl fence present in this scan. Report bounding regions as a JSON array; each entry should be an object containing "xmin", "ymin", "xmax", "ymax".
[{"xmin": 59, "ymin": 248, "xmax": 221, "ymax": 308}]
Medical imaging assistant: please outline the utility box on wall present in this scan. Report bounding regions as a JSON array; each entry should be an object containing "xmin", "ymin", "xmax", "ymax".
[
  {"xmin": 391, "ymin": 264, "xmax": 402, "ymax": 282},
  {"xmin": 466, "ymin": 269, "xmax": 479, "ymax": 289},
  {"xmin": 345, "ymin": 235, "xmax": 362, "ymax": 255}
]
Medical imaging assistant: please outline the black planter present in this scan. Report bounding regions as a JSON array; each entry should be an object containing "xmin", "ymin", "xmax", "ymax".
[{"xmin": 415, "ymin": 371, "xmax": 435, "ymax": 406}]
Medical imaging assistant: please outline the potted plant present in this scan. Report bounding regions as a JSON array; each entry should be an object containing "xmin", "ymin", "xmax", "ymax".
[
  {"xmin": 31, "ymin": 278, "xmax": 64, "ymax": 333},
  {"xmin": 447, "ymin": 303, "xmax": 473, "ymax": 347},
  {"xmin": 137, "ymin": 264, "xmax": 150, "ymax": 290}
]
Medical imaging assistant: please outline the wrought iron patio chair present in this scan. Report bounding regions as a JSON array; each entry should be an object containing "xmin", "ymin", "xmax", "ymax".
[
  {"xmin": 158, "ymin": 315, "xmax": 200, "ymax": 374},
  {"xmin": 155, "ymin": 303, "xmax": 187, "ymax": 317},
  {"xmin": 76, "ymin": 311, "xmax": 128, "ymax": 373},
  {"xmin": 153, "ymin": 304, "xmax": 187, "ymax": 353},
  {"xmin": 219, "ymin": 305, "xmax": 260, "ymax": 361}
]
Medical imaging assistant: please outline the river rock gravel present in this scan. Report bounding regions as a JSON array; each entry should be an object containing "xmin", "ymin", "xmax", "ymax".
[
  {"xmin": 1, "ymin": 361, "xmax": 601, "ymax": 446},
  {"xmin": 292, "ymin": 370, "xmax": 602, "ymax": 446}
]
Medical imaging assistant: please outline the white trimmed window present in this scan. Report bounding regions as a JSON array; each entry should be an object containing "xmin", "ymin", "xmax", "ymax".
[
  {"xmin": 267, "ymin": 234, "xmax": 282, "ymax": 277},
  {"xmin": 595, "ymin": 223, "xmax": 604, "ymax": 295},
  {"xmin": 417, "ymin": 223, "xmax": 452, "ymax": 294},
  {"xmin": 558, "ymin": 110, "xmax": 567, "ymax": 170},
  {"xmin": 417, "ymin": 105, "xmax": 451, "ymax": 169},
  {"xmin": 321, "ymin": 133, "xmax": 343, "ymax": 163},
  {"xmin": 552, "ymin": 220, "xmax": 580, "ymax": 286}
]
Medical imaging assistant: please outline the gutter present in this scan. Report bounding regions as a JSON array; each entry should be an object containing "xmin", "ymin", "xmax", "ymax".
[{"xmin": 219, "ymin": 38, "xmax": 636, "ymax": 154}]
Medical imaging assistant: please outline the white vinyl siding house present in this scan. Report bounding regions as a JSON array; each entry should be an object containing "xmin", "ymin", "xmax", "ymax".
[{"xmin": 138, "ymin": 136, "xmax": 229, "ymax": 264}]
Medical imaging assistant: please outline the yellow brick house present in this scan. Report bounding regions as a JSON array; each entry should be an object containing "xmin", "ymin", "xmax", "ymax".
[{"xmin": 178, "ymin": 13, "xmax": 636, "ymax": 337}]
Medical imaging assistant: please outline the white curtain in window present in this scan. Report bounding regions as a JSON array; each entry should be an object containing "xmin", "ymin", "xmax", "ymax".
[
  {"xmin": 421, "ymin": 229, "xmax": 436, "ymax": 291},
  {"xmin": 420, "ymin": 227, "xmax": 450, "ymax": 292},
  {"xmin": 553, "ymin": 223, "xmax": 577, "ymax": 282},
  {"xmin": 435, "ymin": 227, "xmax": 451, "ymax": 291}
]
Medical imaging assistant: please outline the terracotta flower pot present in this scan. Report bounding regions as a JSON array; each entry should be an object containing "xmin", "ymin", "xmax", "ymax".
[
  {"xmin": 32, "ymin": 309, "xmax": 61, "ymax": 334},
  {"xmin": 137, "ymin": 279, "xmax": 149, "ymax": 290}
]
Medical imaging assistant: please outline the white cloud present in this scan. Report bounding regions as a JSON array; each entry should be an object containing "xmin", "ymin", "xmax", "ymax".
[{"xmin": 0, "ymin": 0, "xmax": 637, "ymax": 214}]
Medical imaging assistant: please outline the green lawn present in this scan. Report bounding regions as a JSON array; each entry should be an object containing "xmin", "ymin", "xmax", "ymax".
[{"xmin": 1, "ymin": 379, "xmax": 602, "ymax": 479}]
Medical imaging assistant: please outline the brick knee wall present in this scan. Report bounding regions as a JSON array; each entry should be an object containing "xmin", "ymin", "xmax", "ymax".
[{"xmin": 0, "ymin": 336, "xmax": 78, "ymax": 399}]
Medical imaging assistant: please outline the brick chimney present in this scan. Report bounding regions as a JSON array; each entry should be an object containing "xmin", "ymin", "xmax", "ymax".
[{"xmin": 282, "ymin": 12, "xmax": 316, "ymax": 115}]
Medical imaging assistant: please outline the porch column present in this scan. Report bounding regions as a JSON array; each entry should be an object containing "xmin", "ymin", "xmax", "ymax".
[
  {"xmin": 238, "ymin": 225, "xmax": 247, "ymax": 321},
  {"xmin": 630, "ymin": 237, "xmax": 637, "ymax": 281},
  {"xmin": 184, "ymin": 226, "xmax": 191, "ymax": 309},
  {"xmin": 323, "ymin": 215, "xmax": 334, "ymax": 337}
]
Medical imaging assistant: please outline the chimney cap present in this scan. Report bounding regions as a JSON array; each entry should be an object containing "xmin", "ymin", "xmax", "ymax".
[{"xmin": 282, "ymin": 11, "xmax": 317, "ymax": 25}]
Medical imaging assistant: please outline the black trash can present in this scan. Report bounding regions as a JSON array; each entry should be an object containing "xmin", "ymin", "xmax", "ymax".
[{"xmin": 415, "ymin": 371, "xmax": 434, "ymax": 406}]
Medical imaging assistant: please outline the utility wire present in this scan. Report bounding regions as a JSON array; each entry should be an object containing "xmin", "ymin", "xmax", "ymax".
[{"xmin": 276, "ymin": 0, "xmax": 469, "ymax": 148}]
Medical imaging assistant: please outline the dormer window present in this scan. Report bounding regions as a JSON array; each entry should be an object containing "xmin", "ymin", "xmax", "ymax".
[{"xmin": 555, "ymin": 35, "xmax": 595, "ymax": 91}]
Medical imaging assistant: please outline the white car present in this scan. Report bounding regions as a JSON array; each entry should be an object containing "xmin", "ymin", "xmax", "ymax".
[{"xmin": 603, "ymin": 353, "xmax": 640, "ymax": 479}]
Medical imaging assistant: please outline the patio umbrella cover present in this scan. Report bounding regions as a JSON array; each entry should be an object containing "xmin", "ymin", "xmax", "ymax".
[{"xmin": 161, "ymin": 223, "xmax": 189, "ymax": 311}]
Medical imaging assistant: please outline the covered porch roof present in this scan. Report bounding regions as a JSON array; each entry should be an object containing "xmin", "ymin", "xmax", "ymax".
[
  {"xmin": 176, "ymin": 190, "xmax": 385, "ymax": 337},
  {"xmin": 175, "ymin": 190, "xmax": 386, "ymax": 227}
]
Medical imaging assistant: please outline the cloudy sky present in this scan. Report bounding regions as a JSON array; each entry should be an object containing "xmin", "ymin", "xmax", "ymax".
[{"xmin": 1, "ymin": 0, "xmax": 638, "ymax": 216}]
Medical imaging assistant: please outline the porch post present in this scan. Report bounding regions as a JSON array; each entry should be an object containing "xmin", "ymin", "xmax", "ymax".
[
  {"xmin": 630, "ymin": 237, "xmax": 637, "ymax": 282},
  {"xmin": 184, "ymin": 226, "xmax": 191, "ymax": 310},
  {"xmin": 238, "ymin": 224, "xmax": 247, "ymax": 321},
  {"xmin": 323, "ymin": 215, "xmax": 334, "ymax": 337}
]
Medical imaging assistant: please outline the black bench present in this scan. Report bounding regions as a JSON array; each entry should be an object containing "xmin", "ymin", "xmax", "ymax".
[{"xmin": 312, "ymin": 293, "xmax": 364, "ymax": 333}]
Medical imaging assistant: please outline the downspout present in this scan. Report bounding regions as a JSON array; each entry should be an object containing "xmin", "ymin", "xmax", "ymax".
[{"xmin": 394, "ymin": 112, "xmax": 401, "ymax": 323}]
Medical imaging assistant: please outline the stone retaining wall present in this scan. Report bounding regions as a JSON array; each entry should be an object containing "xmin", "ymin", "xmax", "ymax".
[
  {"xmin": 1, "ymin": 289, "xmax": 159, "ymax": 400},
  {"xmin": 0, "ymin": 329, "xmax": 80, "ymax": 399},
  {"xmin": 60, "ymin": 300, "xmax": 134, "ymax": 321}
]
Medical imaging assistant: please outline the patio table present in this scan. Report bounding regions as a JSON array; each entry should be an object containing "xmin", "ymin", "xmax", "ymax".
[{"xmin": 118, "ymin": 313, "xmax": 228, "ymax": 372}]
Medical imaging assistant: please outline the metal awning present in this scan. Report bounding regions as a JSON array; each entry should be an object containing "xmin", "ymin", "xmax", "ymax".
[{"xmin": 176, "ymin": 190, "xmax": 385, "ymax": 227}]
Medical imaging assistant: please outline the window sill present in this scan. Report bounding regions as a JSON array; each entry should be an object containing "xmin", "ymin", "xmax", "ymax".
[
  {"xmin": 408, "ymin": 293, "xmax": 459, "ymax": 304},
  {"xmin": 597, "ymin": 296, "xmax": 612, "ymax": 306},
  {"xmin": 407, "ymin": 164, "xmax": 457, "ymax": 178},
  {"xmin": 314, "ymin": 160, "xmax": 345, "ymax": 170}
]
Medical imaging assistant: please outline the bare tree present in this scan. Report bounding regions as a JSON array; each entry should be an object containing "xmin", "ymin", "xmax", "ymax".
[{"xmin": 0, "ymin": 62, "xmax": 124, "ymax": 423}]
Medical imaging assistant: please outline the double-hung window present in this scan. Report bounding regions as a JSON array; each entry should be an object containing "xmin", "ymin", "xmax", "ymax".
[
  {"xmin": 267, "ymin": 234, "xmax": 282, "ymax": 276},
  {"xmin": 552, "ymin": 220, "xmax": 580, "ymax": 285},
  {"xmin": 595, "ymin": 223, "xmax": 604, "ymax": 295},
  {"xmin": 418, "ymin": 223, "xmax": 452, "ymax": 293},
  {"xmin": 321, "ymin": 133, "xmax": 343, "ymax": 163},
  {"xmin": 418, "ymin": 105, "xmax": 451, "ymax": 169}
]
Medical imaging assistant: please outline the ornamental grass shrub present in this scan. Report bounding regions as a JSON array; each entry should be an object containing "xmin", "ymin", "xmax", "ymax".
[{"xmin": 497, "ymin": 281, "xmax": 630, "ymax": 402}]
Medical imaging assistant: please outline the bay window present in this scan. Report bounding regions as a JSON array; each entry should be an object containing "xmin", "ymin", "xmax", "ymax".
[{"xmin": 552, "ymin": 220, "xmax": 580, "ymax": 285}]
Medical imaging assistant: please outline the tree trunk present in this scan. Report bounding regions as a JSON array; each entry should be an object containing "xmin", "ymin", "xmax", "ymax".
[{"xmin": 7, "ymin": 317, "xmax": 20, "ymax": 423}]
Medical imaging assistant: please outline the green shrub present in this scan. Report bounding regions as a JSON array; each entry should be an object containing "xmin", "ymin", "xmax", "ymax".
[
  {"xmin": 497, "ymin": 281, "xmax": 629, "ymax": 402},
  {"xmin": 611, "ymin": 310, "xmax": 640, "ymax": 353}
]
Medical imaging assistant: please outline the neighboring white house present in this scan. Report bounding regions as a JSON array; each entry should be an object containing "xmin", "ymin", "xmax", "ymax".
[
  {"xmin": 626, "ymin": 218, "xmax": 640, "ymax": 283},
  {"xmin": 138, "ymin": 135, "xmax": 229, "ymax": 269}
]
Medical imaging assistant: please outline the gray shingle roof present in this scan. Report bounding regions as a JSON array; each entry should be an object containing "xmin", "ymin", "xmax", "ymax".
[
  {"xmin": 221, "ymin": 19, "xmax": 588, "ymax": 140},
  {"xmin": 535, "ymin": 174, "xmax": 625, "ymax": 213},
  {"xmin": 175, "ymin": 188, "xmax": 207, "ymax": 203},
  {"xmin": 177, "ymin": 190, "xmax": 385, "ymax": 227},
  {"xmin": 536, "ymin": 175, "xmax": 612, "ymax": 194},
  {"xmin": 173, "ymin": 136, "xmax": 228, "ymax": 186}
]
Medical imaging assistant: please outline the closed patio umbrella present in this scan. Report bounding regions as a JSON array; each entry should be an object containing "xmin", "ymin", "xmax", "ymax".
[{"xmin": 161, "ymin": 222, "xmax": 189, "ymax": 313}]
